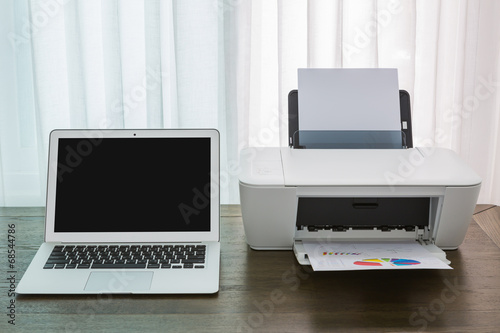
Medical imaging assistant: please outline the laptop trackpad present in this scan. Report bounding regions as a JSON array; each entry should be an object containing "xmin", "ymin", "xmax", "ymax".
[{"xmin": 84, "ymin": 271, "xmax": 153, "ymax": 292}]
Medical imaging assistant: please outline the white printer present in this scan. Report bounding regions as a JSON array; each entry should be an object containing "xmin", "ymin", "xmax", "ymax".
[
  {"xmin": 239, "ymin": 72, "xmax": 481, "ymax": 266},
  {"xmin": 239, "ymin": 146, "xmax": 481, "ymax": 265}
]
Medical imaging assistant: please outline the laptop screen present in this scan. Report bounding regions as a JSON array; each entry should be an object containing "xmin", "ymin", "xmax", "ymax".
[{"xmin": 53, "ymin": 137, "xmax": 212, "ymax": 233}]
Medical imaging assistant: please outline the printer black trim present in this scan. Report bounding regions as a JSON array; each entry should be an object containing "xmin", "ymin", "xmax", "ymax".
[
  {"xmin": 296, "ymin": 197, "xmax": 430, "ymax": 231},
  {"xmin": 288, "ymin": 89, "xmax": 413, "ymax": 148}
]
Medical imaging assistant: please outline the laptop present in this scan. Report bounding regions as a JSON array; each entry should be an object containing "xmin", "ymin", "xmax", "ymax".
[{"xmin": 16, "ymin": 129, "xmax": 220, "ymax": 294}]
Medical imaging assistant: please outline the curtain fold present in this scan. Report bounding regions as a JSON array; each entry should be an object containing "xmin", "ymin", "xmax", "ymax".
[{"xmin": 1, "ymin": 0, "xmax": 499, "ymax": 206}]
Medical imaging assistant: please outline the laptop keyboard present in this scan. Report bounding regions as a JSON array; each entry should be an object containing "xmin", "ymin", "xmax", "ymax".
[{"xmin": 43, "ymin": 244, "xmax": 206, "ymax": 269}]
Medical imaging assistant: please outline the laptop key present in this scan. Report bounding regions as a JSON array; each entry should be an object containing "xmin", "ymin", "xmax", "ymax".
[
  {"xmin": 91, "ymin": 263, "xmax": 147, "ymax": 269},
  {"xmin": 46, "ymin": 259, "xmax": 70, "ymax": 264},
  {"xmin": 194, "ymin": 265, "xmax": 205, "ymax": 269},
  {"xmin": 182, "ymin": 259, "xmax": 205, "ymax": 264},
  {"xmin": 92, "ymin": 264, "xmax": 122, "ymax": 269},
  {"xmin": 124, "ymin": 263, "xmax": 147, "ymax": 269},
  {"xmin": 187, "ymin": 255, "xmax": 205, "ymax": 259},
  {"xmin": 54, "ymin": 264, "xmax": 66, "ymax": 269},
  {"xmin": 43, "ymin": 264, "xmax": 54, "ymax": 269}
]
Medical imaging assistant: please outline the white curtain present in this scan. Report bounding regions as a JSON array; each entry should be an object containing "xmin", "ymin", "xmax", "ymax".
[{"xmin": 1, "ymin": 0, "xmax": 499, "ymax": 206}]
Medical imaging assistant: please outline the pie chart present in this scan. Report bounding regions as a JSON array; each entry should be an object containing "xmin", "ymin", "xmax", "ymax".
[{"xmin": 353, "ymin": 258, "xmax": 421, "ymax": 266}]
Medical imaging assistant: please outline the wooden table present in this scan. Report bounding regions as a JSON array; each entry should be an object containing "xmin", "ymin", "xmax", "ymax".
[{"xmin": 1, "ymin": 205, "xmax": 500, "ymax": 332}]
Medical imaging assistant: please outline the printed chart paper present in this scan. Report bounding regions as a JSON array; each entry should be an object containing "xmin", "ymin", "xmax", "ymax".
[
  {"xmin": 297, "ymin": 68, "xmax": 401, "ymax": 131},
  {"xmin": 302, "ymin": 241, "xmax": 452, "ymax": 271}
]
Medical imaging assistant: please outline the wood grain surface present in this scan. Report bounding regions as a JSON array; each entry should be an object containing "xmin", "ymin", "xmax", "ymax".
[
  {"xmin": 474, "ymin": 206, "xmax": 500, "ymax": 249},
  {"xmin": 1, "ymin": 205, "xmax": 499, "ymax": 333}
]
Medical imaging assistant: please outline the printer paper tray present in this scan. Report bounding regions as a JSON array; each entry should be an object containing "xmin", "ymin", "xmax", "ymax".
[{"xmin": 293, "ymin": 240, "xmax": 451, "ymax": 271}]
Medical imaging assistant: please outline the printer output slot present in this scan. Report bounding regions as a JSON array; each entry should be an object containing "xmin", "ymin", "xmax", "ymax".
[
  {"xmin": 351, "ymin": 198, "xmax": 379, "ymax": 209},
  {"xmin": 352, "ymin": 203, "xmax": 379, "ymax": 209},
  {"xmin": 296, "ymin": 197, "xmax": 431, "ymax": 229},
  {"xmin": 300, "ymin": 225, "xmax": 423, "ymax": 232},
  {"xmin": 304, "ymin": 225, "xmax": 347, "ymax": 232}
]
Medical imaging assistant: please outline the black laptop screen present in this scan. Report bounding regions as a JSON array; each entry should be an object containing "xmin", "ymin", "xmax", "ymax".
[{"xmin": 54, "ymin": 137, "xmax": 212, "ymax": 232}]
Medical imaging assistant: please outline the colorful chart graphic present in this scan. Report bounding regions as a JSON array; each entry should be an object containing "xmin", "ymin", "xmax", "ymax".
[
  {"xmin": 353, "ymin": 258, "xmax": 421, "ymax": 267},
  {"xmin": 322, "ymin": 252, "xmax": 361, "ymax": 256}
]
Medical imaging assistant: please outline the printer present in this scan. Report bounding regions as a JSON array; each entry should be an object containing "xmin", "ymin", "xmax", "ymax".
[
  {"xmin": 239, "ymin": 72, "xmax": 481, "ymax": 267},
  {"xmin": 239, "ymin": 146, "xmax": 481, "ymax": 265}
]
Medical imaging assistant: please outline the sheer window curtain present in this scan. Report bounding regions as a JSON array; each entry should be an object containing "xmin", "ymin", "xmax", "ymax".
[{"xmin": 1, "ymin": 0, "xmax": 499, "ymax": 207}]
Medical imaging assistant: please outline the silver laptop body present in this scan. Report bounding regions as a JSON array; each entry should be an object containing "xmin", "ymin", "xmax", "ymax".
[{"xmin": 17, "ymin": 129, "xmax": 220, "ymax": 294}]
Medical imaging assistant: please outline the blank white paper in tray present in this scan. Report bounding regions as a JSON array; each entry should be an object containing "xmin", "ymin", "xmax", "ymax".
[{"xmin": 297, "ymin": 68, "xmax": 401, "ymax": 131}]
